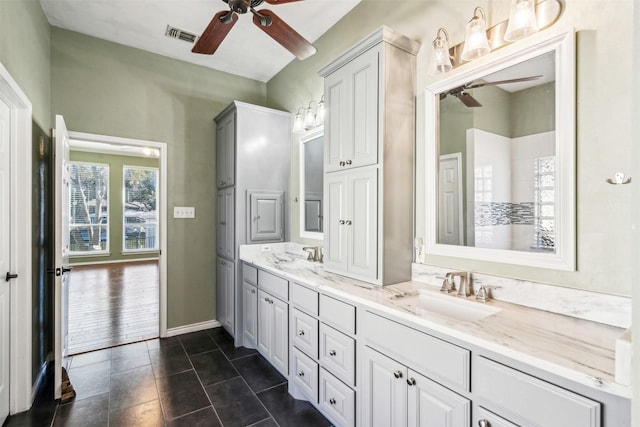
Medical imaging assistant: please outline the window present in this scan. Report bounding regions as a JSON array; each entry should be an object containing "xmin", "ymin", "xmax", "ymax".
[
  {"xmin": 69, "ymin": 162, "xmax": 109, "ymax": 254},
  {"xmin": 123, "ymin": 166, "xmax": 159, "ymax": 251},
  {"xmin": 534, "ymin": 156, "xmax": 555, "ymax": 250}
]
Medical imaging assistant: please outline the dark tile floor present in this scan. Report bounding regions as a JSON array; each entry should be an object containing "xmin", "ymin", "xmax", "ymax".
[{"xmin": 4, "ymin": 327, "xmax": 332, "ymax": 427}]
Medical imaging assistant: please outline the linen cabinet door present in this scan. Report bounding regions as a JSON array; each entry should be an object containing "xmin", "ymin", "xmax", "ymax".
[
  {"xmin": 407, "ymin": 369, "xmax": 470, "ymax": 427},
  {"xmin": 362, "ymin": 347, "xmax": 408, "ymax": 427},
  {"xmin": 323, "ymin": 172, "xmax": 348, "ymax": 272},
  {"xmin": 216, "ymin": 112, "xmax": 235, "ymax": 188},
  {"xmin": 347, "ymin": 166, "xmax": 378, "ymax": 281},
  {"xmin": 324, "ymin": 68, "xmax": 349, "ymax": 172}
]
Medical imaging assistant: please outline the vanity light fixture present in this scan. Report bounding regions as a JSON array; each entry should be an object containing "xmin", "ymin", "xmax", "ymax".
[
  {"xmin": 504, "ymin": 0, "xmax": 539, "ymax": 41},
  {"xmin": 429, "ymin": 28, "xmax": 453, "ymax": 74},
  {"xmin": 303, "ymin": 101, "xmax": 317, "ymax": 130},
  {"xmin": 292, "ymin": 107, "xmax": 305, "ymax": 133},
  {"xmin": 461, "ymin": 7, "xmax": 491, "ymax": 62},
  {"xmin": 315, "ymin": 95, "xmax": 325, "ymax": 127}
]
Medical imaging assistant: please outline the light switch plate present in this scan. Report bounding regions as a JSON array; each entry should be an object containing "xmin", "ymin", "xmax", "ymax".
[{"xmin": 174, "ymin": 206, "xmax": 195, "ymax": 218}]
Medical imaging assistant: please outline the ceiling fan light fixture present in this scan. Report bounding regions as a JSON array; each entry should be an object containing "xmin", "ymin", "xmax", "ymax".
[
  {"xmin": 429, "ymin": 28, "xmax": 453, "ymax": 74},
  {"xmin": 504, "ymin": 0, "xmax": 539, "ymax": 41},
  {"xmin": 461, "ymin": 7, "xmax": 491, "ymax": 62}
]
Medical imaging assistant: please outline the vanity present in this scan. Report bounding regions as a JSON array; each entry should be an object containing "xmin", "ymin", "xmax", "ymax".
[{"xmin": 239, "ymin": 243, "xmax": 630, "ymax": 427}]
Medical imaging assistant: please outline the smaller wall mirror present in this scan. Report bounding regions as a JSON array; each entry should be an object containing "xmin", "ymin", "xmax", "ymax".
[
  {"xmin": 299, "ymin": 127, "xmax": 324, "ymax": 240},
  {"xmin": 425, "ymin": 29, "xmax": 575, "ymax": 270}
]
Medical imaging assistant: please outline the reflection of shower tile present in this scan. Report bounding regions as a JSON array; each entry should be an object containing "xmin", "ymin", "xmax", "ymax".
[{"xmin": 474, "ymin": 202, "xmax": 534, "ymax": 226}]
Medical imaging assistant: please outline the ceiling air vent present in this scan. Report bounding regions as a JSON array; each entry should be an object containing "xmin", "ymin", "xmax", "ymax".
[{"xmin": 165, "ymin": 25, "xmax": 197, "ymax": 44}]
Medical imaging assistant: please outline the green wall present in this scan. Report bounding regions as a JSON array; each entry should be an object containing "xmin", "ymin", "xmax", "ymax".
[
  {"xmin": 69, "ymin": 150, "xmax": 159, "ymax": 264},
  {"xmin": 51, "ymin": 27, "xmax": 267, "ymax": 328},
  {"xmin": 268, "ymin": 0, "xmax": 636, "ymax": 298}
]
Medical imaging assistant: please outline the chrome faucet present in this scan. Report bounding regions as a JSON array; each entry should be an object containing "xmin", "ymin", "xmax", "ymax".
[
  {"xmin": 445, "ymin": 271, "xmax": 472, "ymax": 297},
  {"xmin": 302, "ymin": 246, "xmax": 323, "ymax": 262}
]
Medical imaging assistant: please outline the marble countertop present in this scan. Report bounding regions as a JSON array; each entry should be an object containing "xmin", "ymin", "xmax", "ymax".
[{"xmin": 239, "ymin": 243, "xmax": 631, "ymax": 399}]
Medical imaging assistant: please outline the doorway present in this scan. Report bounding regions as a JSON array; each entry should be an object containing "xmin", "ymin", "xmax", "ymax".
[{"xmin": 64, "ymin": 132, "xmax": 168, "ymax": 355}]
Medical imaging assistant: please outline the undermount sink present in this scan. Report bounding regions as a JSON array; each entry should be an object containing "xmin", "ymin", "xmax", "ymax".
[{"xmin": 391, "ymin": 289, "xmax": 501, "ymax": 322}]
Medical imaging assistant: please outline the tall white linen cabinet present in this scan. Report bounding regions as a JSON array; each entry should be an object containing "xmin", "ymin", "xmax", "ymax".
[
  {"xmin": 214, "ymin": 101, "xmax": 291, "ymax": 344},
  {"xmin": 319, "ymin": 26, "xmax": 421, "ymax": 285}
]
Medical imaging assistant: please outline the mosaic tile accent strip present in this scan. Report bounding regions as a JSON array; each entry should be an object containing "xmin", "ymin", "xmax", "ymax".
[{"xmin": 474, "ymin": 202, "xmax": 534, "ymax": 226}]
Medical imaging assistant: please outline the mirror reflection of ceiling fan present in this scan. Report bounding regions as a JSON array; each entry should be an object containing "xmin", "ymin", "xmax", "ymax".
[
  {"xmin": 441, "ymin": 75, "xmax": 543, "ymax": 107},
  {"xmin": 192, "ymin": 0, "xmax": 317, "ymax": 60}
]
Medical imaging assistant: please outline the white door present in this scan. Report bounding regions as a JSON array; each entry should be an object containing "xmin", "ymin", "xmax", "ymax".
[
  {"xmin": 0, "ymin": 95, "xmax": 12, "ymax": 425},
  {"xmin": 257, "ymin": 289, "xmax": 272, "ymax": 356},
  {"xmin": 347, "ymin": 166, "xmax": 377, "ymax": 280},
  {"xmin": 407, "ymin": 369, "xmax": 470, "ymax": 427},
  {"xmin": 241, "ymin": 282, "xmax": 257, "ymax": 347},
  {"xmin": 438, "ymin": 154, "xmax": 463, "ymax": 246},
  {"xmin": 362, "ymin": 347, "xmax": 408, "ymax": 427},
  {"xmin": 323, "ymin": 172, "xmax": 347, "ymax": 271},
  {"xmin": 271, "ymin": 296, "xmax": 288, "ymax": 375},
  {"xmin": 54, "ymin": 115, "xmax": 71, "ymax": 399}
]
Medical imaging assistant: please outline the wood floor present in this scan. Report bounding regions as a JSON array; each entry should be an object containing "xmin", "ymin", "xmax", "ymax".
[{"xmin": 67, "ymin": 260, "xmax": 159, "ymax": 355}]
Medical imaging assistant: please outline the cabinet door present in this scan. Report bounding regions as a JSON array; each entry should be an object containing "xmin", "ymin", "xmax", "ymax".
[
  {"xmin": 323, "ymin": 172, "xmax": 348, "ymax": 272},
  {"xmin": 407, "ymin": 369, "xmax": 470, "ymax": 427},
  {"xmin": 347, "ymin": 167, "xmax": 377, "ymax": 280},
  {"xmin": 216, "ymin": 112, "xmax": 235, "ymax": 188},
  {"xmin": 324, "ymin": 69, "xmax": 348, "ymax": 172},
  {"xmin": 216, "ymin": 188, "xmax": 235, "ymax": 259},
  {"xmin": 247, "ymin": 190, "xmax": 284, "ymax": 242},
  {"xmin": 242, "ymin": 282, "xmax": 258, "ymax": 348},
  {"xmin": 216, "ymin": 190, "xmax": 226, "ymax": 256},
  {"xmin": 257, "ymin": 289, "xmax": 272, "ymax": 357},
  {"xmin": 362, "ymin": 347, "xmax": 407, "ymax": 427},
  {"xmin": 271, "ymin": 296, "xmax": 289, "ymax": 375},
  {"xmin": 217, "ymin": 258, "xmax": 234, "ymax": 334}
]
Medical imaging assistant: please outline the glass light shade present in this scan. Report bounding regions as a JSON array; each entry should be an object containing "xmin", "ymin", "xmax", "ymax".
[
  {"xmin": 315, "ymin": 98, "xmax": 325, "ymax": 126},
  {"xmin": 292, "ymin": 110, "xmax": 305, "ymax": 133},
  {"xmin": 504, "ymin": 0, "xmax": 539, "ymax": 41},
  {"xmin": 303, "ymin": 106, "xmax": 316, "ymax": 130},
  {"xmin": 429, "ymin": 29, "xmax": 453, "ymax": 74},
  {"xmin": 461, "ymin": 8, "xmax": 491, "ymax": 62}
]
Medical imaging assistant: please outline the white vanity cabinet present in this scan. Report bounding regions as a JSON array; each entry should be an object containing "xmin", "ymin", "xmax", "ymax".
[
  {"xmin": 214, "ymin": 101, "xmax": 290, "ymax": 343},
  {"xmin": 256, "ymin": 269, "xmax": 289, "ymax": 376},
  {"xmin": 319, "ymin": 26, "xmax": 420, "ymax": 286}
]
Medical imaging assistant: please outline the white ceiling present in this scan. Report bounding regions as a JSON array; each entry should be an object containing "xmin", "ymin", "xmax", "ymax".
[{"xmin": 40, "ymin": 0, "xmax": 361, "ymax": 82}]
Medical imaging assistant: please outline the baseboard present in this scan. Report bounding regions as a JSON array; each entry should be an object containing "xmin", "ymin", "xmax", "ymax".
[{"xmin": 165, "ymin": 320, "xmax": 221, "ymax": 337}]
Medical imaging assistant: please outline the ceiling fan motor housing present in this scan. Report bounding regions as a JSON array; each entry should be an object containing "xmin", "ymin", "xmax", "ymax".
[{"xmin": 226, "ymin": 0, "xmax": 264, "ymax": 14}]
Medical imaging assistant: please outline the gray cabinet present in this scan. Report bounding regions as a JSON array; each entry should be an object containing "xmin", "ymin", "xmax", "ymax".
[
  {"xmin": 214, "ymin": 101, "xmax": 290, "ymax": 343},
  {"xmin": 216, "ymin": 258, "xmax": 234, "ymax": 334},
  {"xmin": 241, "ymin": 281, "xmax": 257, "ymax": 348},
  {"xmin": 257, "ymin": 289, "xmax": 288, "ymax": 376},
  {"xmin": 319, "ymin": 26, "xmax": 420, "ymax": 285}
]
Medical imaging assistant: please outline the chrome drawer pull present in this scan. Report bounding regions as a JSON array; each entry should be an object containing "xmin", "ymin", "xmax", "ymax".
[
  {"xmin": 478, "ymin": 421, "xmax": 491, "ymax": 427},
  {"xmin": 298, "ymin": 330, "xmax": 305, "ymax": 336},
  {"xmin": 329, "ymin": 350, "xmax": 337, "ymax": 356},
  {"xmin": 393, "ymin": 370, "xmax": 403, "ymax": 379},
  {"xmin": 298, "ymin": 371, "xmax": 305, "ymax": 377},
  {"xmin": 329, "ymin": 398, "xmax": 337, "ymax": 405}
]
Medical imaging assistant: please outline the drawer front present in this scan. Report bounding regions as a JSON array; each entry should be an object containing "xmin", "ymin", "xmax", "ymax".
[
  {"xmin": 319, "ymin": 368, "xmax": 355, "ymax": 427},
  {"xmin": 320, "ymin": 323, "xmax": 356, "ymax": 386},
  {"xmin": 474, "ymin": 356, "xmax": 601, "ymax": 427},
  {"xmin": 473, "ymin": 406, "xmax": 519, "ymax": 427},
  {"xmin": 291, "ymin": 282, "xmax": 319, "ymax": 316},
  {"xmin": 292, "ymin": 348, "xmax": 319, "ymax": 403},
  {"xmin": 363, "ymin": 311, "xmax": 470, "ymax": 392},
  {"xmin": 258, "ymin": 269, "xmax": 288, "ymax": 301},
  {"xmin": 319, "ymin": 294, "xmax": 356, "ymax": 334},
  {"xmin": 242, "ymin": 263, "xmax": 258, "ymax": 285},
  {"xmin": 292, "ymin": 308, "xmax": 319, "ymax": 359}
]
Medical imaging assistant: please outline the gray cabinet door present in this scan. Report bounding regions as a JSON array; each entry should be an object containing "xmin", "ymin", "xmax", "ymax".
[
  {"xmin": 216, "ymin": 258, "xmax": 234, "ymax": 335},
  {"xmin": 247, "ymin": 190, "xmax": 284, "ymax": 242},
  {"xmin": 241, "ymin": 282, "xmax": 257, "ymax": 348},
  {"xmin": 216, "ymin": 188, "xmax": 235, "ymax": 259},
  {"xmin": 216, "ymin": 112, "xmax": 235, "ymax": 188}
]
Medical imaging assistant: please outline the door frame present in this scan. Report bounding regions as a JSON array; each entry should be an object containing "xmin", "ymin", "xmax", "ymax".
[
  {"xmin": 67, "ymin": 131, "xmax": 168, "ymax": 337},
  {"xmin": 0, "ymin": 63, "xmax": 33, "ymax": 414}
]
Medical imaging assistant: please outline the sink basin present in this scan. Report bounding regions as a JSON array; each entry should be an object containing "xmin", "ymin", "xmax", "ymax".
[{"xmin": 391, "ymin": 290, "xmax": 501, "ymax": 322}]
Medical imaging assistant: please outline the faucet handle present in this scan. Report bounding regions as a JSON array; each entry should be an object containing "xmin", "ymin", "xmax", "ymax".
[
  {"xmin": 475, "ymin": 284, "xmax": 499, "ymax": 302},
  {"xmin": 440, "ymin": 275, "xmax": 455, "ymax": 293}
]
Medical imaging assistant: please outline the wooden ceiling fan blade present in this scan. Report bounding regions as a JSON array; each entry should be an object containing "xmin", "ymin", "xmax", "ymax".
[
  {"xmin": 192, "ymin": 10, "xmax": 238, "ymax": 55},
  {"xmin": 252, "ymin": 9, "xmax": 317, "ymax": 60},
  {"xmin": 456, "ymin": 92, "xmax": 482, "ymax": 107}
]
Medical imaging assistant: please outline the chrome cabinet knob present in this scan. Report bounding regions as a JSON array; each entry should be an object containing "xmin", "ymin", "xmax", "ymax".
[
  {"xmin": 298, "ymin": 370, "xmax": 305, "ymax": 377},
  {"xmin": 393, "ymin": 370, "xmax": 403, "ymax": 379},
  {"xmin": 346, "ymin": 160, "xmax": 352, "ymax": 165},
  {"xmin": 407, "ymin": 377, "xmax": 416, "ymax": 386},
  {"xmin": 329, "ymin": 398, "xmax": 337, "ymax": 405},
  {"xmin": 339, "ymin": 161, "xmax": 346, "ymax": 166},
  {"xmin": 329, "ymin": 350, "xmax": 337, "ymax": 356},
  {"xmin": 339, "ymin": 220, "xmax": 345, "ymax": 225},
  {"xmin": 298, "ymin": 330, "xmax": 305, "ymax": 336},
  {"xmin": 478, "ymin": 420, "xmax": 491, "ymax": 427},
  {"xmin": 345, "ymin": 220, "xmax": 352, "ymax": 225}
]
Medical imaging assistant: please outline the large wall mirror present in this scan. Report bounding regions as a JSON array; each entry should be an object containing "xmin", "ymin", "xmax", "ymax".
[
  {"xmin": 299, "ymin": 127, "xmax": 324, "ymax": 240},
  {"xmin": 425, "ymin": 29, "xmax": 575, "ymax": 270}
]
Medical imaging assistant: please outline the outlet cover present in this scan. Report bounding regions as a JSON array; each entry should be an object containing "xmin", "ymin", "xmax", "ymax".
[{"xmin": 174, "ymin": 206, "xmax": 195, "ymax": 218}]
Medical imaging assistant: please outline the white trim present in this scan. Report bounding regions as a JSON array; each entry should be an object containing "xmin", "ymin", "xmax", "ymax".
[
  {"xmin": 425, "ymin": 28, "xmax": 576, "ymax": 271},
  {"xmin": 0, "ymin": 62, "xmax": 33, "ymax": 414},
  {"xmin": 298, "ymin": 126, "xmax": 324, "ymax": 241},
  {"xmin": 67, "ymin": 131, "xmax": 169, "ymax": 338},
  {"xmin": 165, "ymin": 320, "xmax": 221, "ymax": 337},
  {"xmin": 439, "ymin": 153, "xmax": 464, "ymax": 246}
]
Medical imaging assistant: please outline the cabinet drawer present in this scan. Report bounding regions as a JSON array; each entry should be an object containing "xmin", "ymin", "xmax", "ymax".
[
  {"xmin": 473, "ymin": 406, "xmax": 518, "ymax": 427},
  {"xmin": 363, "ymin": 311, "xmax": 470, "ymax": 392},
  {"xmin": 258, "ymin": 269, "xmax": 288, "ymax": 301},
  {"xmin": 291, "ymin": 282, "xmax": 319, "ymax": 315},
  {"xmin": 243, "ymin": 263, "xmax": 257, "ymax": 285},
  {"xmin": 320, "ymin": 294, "xmax": 356, "ymax": 334},
  {"xmin": 292, "ymin": 348, "xmax": 318, "ymax": 403},
  {"xmin": 319, "ymin": 368, "xmax": 355, "ymax": 427},
  {"xmin": 292, "ymin": 308, "xmax": 319, "ymax": 359},
  {"xmin": 319, "ymin": 323, "xmax": 356, "ymax": 386},
  {"xmin": 474, "ymin": 356, "xmax": 601, "ymax": 427}
]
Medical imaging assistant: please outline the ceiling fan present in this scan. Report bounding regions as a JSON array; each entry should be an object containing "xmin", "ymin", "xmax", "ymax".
[
  {"xmin": 192, "ymin": 0, "xmax": 317, "ymax": 60},
  {"xmin": 441, "ymin": 75, "xmax": 543, "ymax": 107}
]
